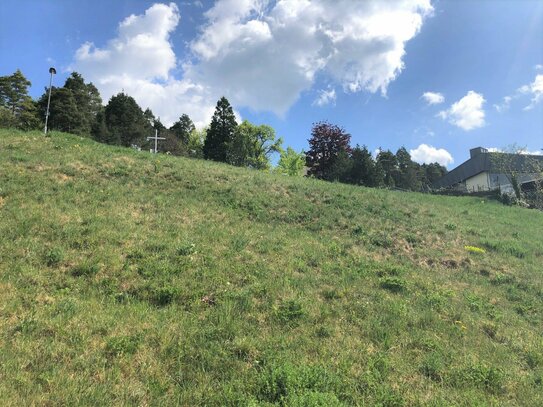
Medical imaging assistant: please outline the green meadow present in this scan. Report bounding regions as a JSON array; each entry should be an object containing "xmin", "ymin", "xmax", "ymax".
[{"xmin": 1, "ymin": 129, "xmax": 542, "ymax": 406}]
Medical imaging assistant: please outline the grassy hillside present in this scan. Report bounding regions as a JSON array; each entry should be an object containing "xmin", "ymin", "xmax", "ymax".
[{"xmin": 1, "ymin": 129, "xmax": 542, "ymax": 406}]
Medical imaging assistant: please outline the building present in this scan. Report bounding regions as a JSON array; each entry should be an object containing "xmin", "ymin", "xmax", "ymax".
[{"xmin": 433, "ymin": 147, "xmax": 543, "ymax": 194}]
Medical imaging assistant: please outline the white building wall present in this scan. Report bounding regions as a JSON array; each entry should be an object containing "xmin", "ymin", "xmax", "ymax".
[{"xmin": 465, "ymin": 171, "xmax": 490, "ymax": 192}]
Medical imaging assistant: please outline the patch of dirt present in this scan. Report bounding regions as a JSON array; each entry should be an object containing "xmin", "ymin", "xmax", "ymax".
[{"xmin": 56, "ymin": 173, "xmax": 72, "ymax": 183}]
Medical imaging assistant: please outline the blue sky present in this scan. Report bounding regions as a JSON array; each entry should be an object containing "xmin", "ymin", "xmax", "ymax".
[{"xmin": 1, "ymin": 0, "xmax": 542, "ymax": 167}]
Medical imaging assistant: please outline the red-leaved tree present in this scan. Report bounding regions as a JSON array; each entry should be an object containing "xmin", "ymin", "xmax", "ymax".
[{"xmin": 306, "ymin": 121, "xmax": 351, "ymax": 180}]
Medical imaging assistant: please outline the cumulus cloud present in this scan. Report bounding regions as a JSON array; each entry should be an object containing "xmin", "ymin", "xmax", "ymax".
[
  {"xmin": 487, "ymin": 147, "xmax": 542, "ymax": 156},
  {"xmin": 70, "ymin": 0, "xmax": 433, "ymax": 126},
  {"xmin": 438, "ymin": 91, "xmax": 485, "ymax": 131},
  {"xmin": 70, "ymin": 3, "xmax": 217, "ymax": 127},
  {"xmin": 519, "ymin": 74, "xmax": 543, "ymax": 110},
  {"xmin": 410, "ymin": 144, "xmax": 454, "ymax": 166},
  {"xmin": 313, "ymin": 88, "xmax": 336, "ymax": 107},
  {"xmin": 493, "ymin": 96, "xmax": 512, "ymax": 113},
  {"xmin": 421, "ymin": 91, "xmax": 444, "ymax": 105}
]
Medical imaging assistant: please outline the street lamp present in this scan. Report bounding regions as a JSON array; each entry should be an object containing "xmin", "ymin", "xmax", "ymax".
[{"xmin": 44, "ymin": 67, "xmax": 56, "ymax": 135}]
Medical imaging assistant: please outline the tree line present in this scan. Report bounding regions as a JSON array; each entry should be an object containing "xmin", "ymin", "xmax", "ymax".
[
  {"xmin": 305, "ymin": 121, "xmax": 447, "ymax": 190},
  {"xmin": 1, "ymin": 69, "xmax": 446, "ymax": 188}
]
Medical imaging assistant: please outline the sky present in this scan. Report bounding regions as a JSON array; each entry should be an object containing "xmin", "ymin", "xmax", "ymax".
[{"xmin": 1, "ymin": 0, "xmax": 542, "ymax": 168}]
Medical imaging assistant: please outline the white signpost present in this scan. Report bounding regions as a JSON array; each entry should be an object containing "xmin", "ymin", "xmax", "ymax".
[{"xmin": 147, "ymin": 130, "xmax": 165, "ymax": 154}]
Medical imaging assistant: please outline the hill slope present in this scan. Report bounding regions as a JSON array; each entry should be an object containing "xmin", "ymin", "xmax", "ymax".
[{"xmin": 1, "ymin": 129, "xmax": 542, "ymax": 405}]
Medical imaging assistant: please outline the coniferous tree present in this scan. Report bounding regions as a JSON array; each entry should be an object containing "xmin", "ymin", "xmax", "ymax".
[
  {"xmin": 0, "ymin": 69, "xmax": 40, "ymax": 130},
  {"xmin": 350, "ymin": 145, "xmax": 379, "ymax": 186},
  {"xmin": 376, "ymin": 149, "xmax": 399, "ymax": 188},
  {"xmin": 63, "ymin": 72, "xmax": 102, "ymax": 134},
  {"xmin": 103, "ymin": 92, "xmax": 148, "ymax": 146},
  {"xmin": 203, "ymin": 97, "xmax": 238, "ymax": 162},
  {"xmin": 306, "ymin": 121, "xmax": 351, "ymax": 180},
  {"xmin": 170, "ymin": 114, "xmax": 195, "ymax": 145},
  {"xmin": 91, "ymin": 109, "xmax": 112, "ymax": 144},
  {"xmin": 395, "ymin": 147, "xmax": 421, "ymax": 191},
  {"xmin": 37, "ymin": 87, "xmax": 81, "ymax": 133}
]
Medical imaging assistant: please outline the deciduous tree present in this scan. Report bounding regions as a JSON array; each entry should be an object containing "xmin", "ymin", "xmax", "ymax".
[{"xmin": 306, "ymin": 121, "xmax": 351, "ymax": 180}]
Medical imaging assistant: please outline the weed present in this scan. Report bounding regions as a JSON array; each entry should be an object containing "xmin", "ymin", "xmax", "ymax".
[
  {"xmin": 105, "ymin": 335, "xmax": 141, "ymax": 357},
  {"xmin": 44, "ymin": 247, "xmax": 64, "ymax": 267},
  {"xmin": 276, "ymin": 299, "xmax": 305, "ymax": 325},
  {"xmin": 379, "ymin": 277, "xmax": 408, "ymax": 293},
  {"xmin": 71, "ymin": 262, "xmax": 100, "ymax": 277}
]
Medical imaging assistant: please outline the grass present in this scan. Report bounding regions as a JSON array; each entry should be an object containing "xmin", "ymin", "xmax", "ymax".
[{"xmin": 1, "ymin": 129, "xmax": 542, "ymax": 405}]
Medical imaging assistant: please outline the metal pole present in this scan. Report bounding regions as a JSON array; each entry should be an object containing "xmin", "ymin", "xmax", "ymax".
[
  {"xmin": 44, "ymin": 67, "xmax": 56, "ymax": 135},
  {"xmin": 154, "ymin": 129, "xmax": 158, "ymax": 153}
]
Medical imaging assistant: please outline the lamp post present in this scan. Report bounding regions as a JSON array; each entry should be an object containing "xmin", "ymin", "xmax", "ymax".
[{"xmin": 44, "ymin": 67, "xmax": 56, "ymax": 135}]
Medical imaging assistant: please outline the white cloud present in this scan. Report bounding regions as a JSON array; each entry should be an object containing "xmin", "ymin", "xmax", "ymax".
[
  {"xmin": 535, "ymin": 64, "xmax": 543, "ymax": 71},
  {"xmin": 487, "ymin": 147, "xmax": 542, "ymax": 156},
  {"xmin": 313, "ymin": 88, "xmax": 336, "ymax": 107},
  {"xmin": 519, "ymin": 74, "xmax": 543, "ymax": 110},
  {"xmin": 421, "ymin": 91, "xmax": 444, "ymax": 105},
  {"xmin": 70, "ymin": 1, "xmax": 433, "ymax": 126},
  {"xmin": 410, "ymin": 144, "xmax": 454, "ymax": 166},
  {"xmin": 438, "ymin": 91, "xmax": 485, "ymax": 131},
  {"xmin": 190, "ymin": 0, "xmax": 433, "ymax": 115},
  {"xmin": 493, "ymin": 95, "xmax": 512, "ymax": 113}
]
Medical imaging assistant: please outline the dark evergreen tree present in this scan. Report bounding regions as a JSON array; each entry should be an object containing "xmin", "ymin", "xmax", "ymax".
[
  {"xmin": 37, "ymin": 87, "xmax": 81, "ymax": 133},
  {"xmin": 103, "ymin": 92, "xmax": 148, "ymax": 146},
  {"xmin": 170, "ymin": 114, "xmax": 195, "ymax": 145},
  {"xmin": 376, "ymin": 149, "xmax": 399, "ymax": 188},
  {"xmin": 91, "ymin": 109, "xmax": 112, "ymax": 144},
  {"xmin": 203, "ymin": 97, "xmax": 238, "ymax": 162},
  {"xmin": 306, "ymin": 121, "xmax": 351, "ymax": 180},
  {"xmin": 0, "ymin": 69, "xmax": 40, "ymax": 130},
  {"xmin": 422, "ymin": 163, "xmax": 448, "ymax": 188},
  {"xmin": 349, "ymin": 145, "xmax": 380, "ymax": 186},
  {"xmin": 63, "ymin": 72, "xmax": 102, "ymax": 134},
  {"xmin": 395, "ymin": 147, "xmax": 421, "ymax": 191}
]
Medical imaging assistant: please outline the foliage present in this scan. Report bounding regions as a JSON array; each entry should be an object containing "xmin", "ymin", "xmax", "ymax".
[
  {"xmin": 203, "ymin": 96, "xmax": 238, "ymax": 162},
  {"xmin": 349, "ymin": 145, "xmax": 382, "ymax": 187},
  {"xmin": 490, "ymin": 144, "xmax": 543, "ymax": 202},
  {"xmin": 169, "ymin": 114, "xmax": 195, "ymax": 145},
  {"xmin": 376, "ymin": 149, "xmax": 399, "ymax": 188},
  {"xmin": 37, "ymin": 72, "xmax": 102, "ymax": 136},
  {"xmin": 306, "ymin": 121, "xmax": 351, "ymax": 180},
  {"xmin": 100, "ymin": 92, "xmax": 151, "ymax": 146},
  {"xmin": 277, "ymin": 147, "xmax": 306, "ymax": 176},
  {"xmin": 227, "ymin": 120, "xmax": 282, "ymax": 170},
  {"xmin": 38, "ymin": 87, "xmax": 82, "ymax": 133},
  {"xmin": 0, "ymin": 70, "xmax": 40, "ymax": 130}
]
